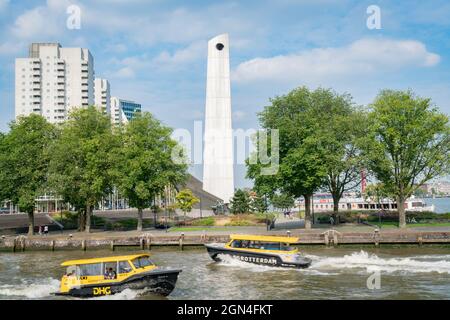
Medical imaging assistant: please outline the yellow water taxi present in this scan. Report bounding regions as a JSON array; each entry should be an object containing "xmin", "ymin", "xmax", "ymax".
[
  {"xmin": 54, "ymin": 254, "xmax": 181, "ymax": 297},
  {"xmin": 205, "ymin": 234, "xmax": 312, "ymax": 269}
]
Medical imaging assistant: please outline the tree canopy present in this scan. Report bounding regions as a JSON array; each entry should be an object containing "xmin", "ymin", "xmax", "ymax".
[
  {"xmin": 0, "ymin": 115, "xmax": 56, "ymax": 235},
  {"xmin": 362, "ymin": 90, "xmax": 450, "ymax": 227},
  {"xmin": 115, "ymin": 112, "xmax": 188, "ymax": 230}
]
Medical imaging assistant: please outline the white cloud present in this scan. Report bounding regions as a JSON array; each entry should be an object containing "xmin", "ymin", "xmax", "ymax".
[
  {"xmin": 232, "ymin": 38, "xmax": 441, "ymax": 84},
  {"xmin": 115, "ymin": 67, "xmax": 135, "ymax": 79},
  {"xmin": 10, "ymin": 0, "xmax": 73, "ymax": 39},
  {"xmin": 153, "ymin": 41, "xmax": 206, "ymax": 67}
]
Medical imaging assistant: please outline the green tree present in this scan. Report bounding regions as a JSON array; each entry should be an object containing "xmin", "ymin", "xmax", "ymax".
[
  {"xmin": 312, "ymin": 92, "xmax": 367, "ymax": 213},
  {"xmin": 250, "ymin": 192, "xmax": 269, "ymax": 213},
  {"xmin": 247, "ymin": 87, "xmax": 329, "ymax": 228},
  {"xmin": 49, "ymin": 107, "xmax": 118, "ymax": 232},
  {"xmin": 175, "ymin": 188, "xmax": 199, "ymax": 224},
  {"xmin": 0, "ymin": 115, "xmax": 56, "ymax": 235},
  {"xmin": 362, "ymin": 90, "xmax": 450, "ymax": 228},
  {"xmin": 229, "ymin": 189, "xmax": 251, "ymax": 214},
  {"xmin": 270, "ymin": 193, "xmax": 295, "ymax": 212},
  {"xmin": 116, "ymin": 112, "xmax": 188, "ymax": 231}
]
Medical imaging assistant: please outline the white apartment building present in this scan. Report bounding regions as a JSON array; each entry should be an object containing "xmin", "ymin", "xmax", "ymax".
[
  {"xmin": 15, "ymin": 43, "xmax": 95, "ymax": 123},
  {"xmin": 94, "ymin": 78, "xmax": 110, "ymax": 114}
]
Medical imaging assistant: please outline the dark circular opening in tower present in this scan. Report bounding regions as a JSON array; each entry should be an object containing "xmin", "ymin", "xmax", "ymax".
[{"xmin": 216, "ymin": 43, "xmax": 224, "ymax": 51}]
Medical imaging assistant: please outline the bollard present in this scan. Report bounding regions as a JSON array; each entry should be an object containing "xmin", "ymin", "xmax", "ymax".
[
  {"xmin": 81, "ymin": 239, "xmax": 86, "ymax": 251},
  {"xmin": 324, "ymin": 233, "xmax": 329, "ymax": 246},
  {"xmin": 51, "ymin": 240, "xmax": 55, "ymax": 251},
  {"xmin": 374, "ymin": 228, "xmax": 380, "ymax": 247},
  {"xmin": 418, "ymin": 236, "xmax": 423, "ymax": 246},
  {"xmin": 146, "ymin": 236, "xmax": 151, "ymax": 250},
  {"xmin": 179, "ymin": 233, "xmax": 185, "ymax": 251},
  {"xmin": 12, "ymin": 238, "xmax": 16, "ymax": 252},
  {"xmin": 140, "ymin": 238, "xmax": 145, "ymax": 250},
  {"xmin": 111, "ymin": 240, "xmax": 115, "ymax": 251},
  {"xmin": 287, "ymin": 231, "xmax": 291, "ymax": 238}
]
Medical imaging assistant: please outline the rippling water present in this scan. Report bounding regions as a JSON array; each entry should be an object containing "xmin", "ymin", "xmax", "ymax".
[{"xmin": 0, "ymin": 246, "xmax": 449, "ymax": 300}]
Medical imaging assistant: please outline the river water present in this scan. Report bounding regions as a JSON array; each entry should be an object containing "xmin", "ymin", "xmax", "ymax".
[{"xmin": 0, "ymin": 246, "xmax": 449, "ymax": 300}]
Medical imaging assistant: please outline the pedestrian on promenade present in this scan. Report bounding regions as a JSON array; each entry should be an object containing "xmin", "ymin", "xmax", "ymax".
[
  {"xmin": 329, "ymin": 216, "xmax": 334, "ymax": 225},
  {"xmin": 44, "ymin": 225, "xmax": 49, "ymax": 236},
  {"xmin": 38, "ymin": 226, "xmax": 42, "ymax": 235}
]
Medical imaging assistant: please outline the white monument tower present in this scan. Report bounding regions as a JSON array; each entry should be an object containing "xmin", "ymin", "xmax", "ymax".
[{"xmin": 203, "ymin": 33, "xmax": 234, "ymax": 203}]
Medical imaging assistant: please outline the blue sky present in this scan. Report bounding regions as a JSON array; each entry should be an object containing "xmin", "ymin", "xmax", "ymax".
[{"xmin": 1, "ymin": 0, "xmax": 449, "ymax": 187}]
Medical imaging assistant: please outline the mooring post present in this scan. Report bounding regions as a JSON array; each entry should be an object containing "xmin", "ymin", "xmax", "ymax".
[
  {"xmin": 374, "ymin": 228, "xmax": 380, "ymax": 247},
  {"xmin": 146, "ymin": 235, "xmax": 151, "ymax": 250},
  {"xmin": 51, "ymin": 240, "xmax": 55, "ymax": 251},
  {"xmin": 81, "ymin": 239, "xmax": 86, "ymax": 251},
  {"xmin": 287, "ymin": 230, "xmax": 291, "ymax": 238},
  {"xmin": 324, "ymin": 233, "xmax": 329, "ymax": 246},
  {"xmin": 111, "ymin": 240, "xmax": 115, "ymax": 251},
  {"xmin": 418, "ymin": 236, "xmax": 423, "ymax": 247},
  {"xmin": 179, "ymin": 233, "xmax": 185, "ymax": 251},
  {"xmin": 12, "ymin": 237, "xmax": 16, "ymax": 252},
  {"xmin": 140, "ymin": 238, "xmax": 145, "ymax": 250}
]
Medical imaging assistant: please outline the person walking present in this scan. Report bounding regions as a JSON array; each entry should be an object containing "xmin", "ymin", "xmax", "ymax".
[{"xmin": 44, "ymin": 225, "xmax": 49, "ymax": 236}]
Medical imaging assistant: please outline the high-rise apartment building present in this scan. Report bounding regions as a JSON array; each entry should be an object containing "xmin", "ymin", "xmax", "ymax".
[
  {"xmin": 110, "ymin": 97, "xmax": 141, "ymax": 125},
  {"xmin": 94, "ymin": 78, "xmax": 110, "ymax": 114},
  {"xmin": 15, "ymin": 43, "xmax": 95, "ymax": 123}
]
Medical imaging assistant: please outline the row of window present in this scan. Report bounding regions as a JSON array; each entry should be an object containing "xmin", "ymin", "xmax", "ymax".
[
  {"xmin": 230, "ymin": 240, "xmax": 295, "ymax": 251},
  {"xmin": 65, "ymin": 257, "xmax": 153, "ymax": 277}
]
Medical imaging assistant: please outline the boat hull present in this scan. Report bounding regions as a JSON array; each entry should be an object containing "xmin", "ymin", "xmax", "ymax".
[
  {"xmin": 205, "ymin": 244, "xmax": 311, "ymax": 269},
  {"xmin": 55, "ymin": 269, "xmax": 181, "ymax": 298}
]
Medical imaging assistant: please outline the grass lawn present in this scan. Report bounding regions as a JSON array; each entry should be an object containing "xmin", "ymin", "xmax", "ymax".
[
  {"xmin": 168, "ymin": 226, "xmax": 237, "ymax": 232},
  {"xmin": 373, "ymin": 221, "xmax": 450, "ymax": 228}
]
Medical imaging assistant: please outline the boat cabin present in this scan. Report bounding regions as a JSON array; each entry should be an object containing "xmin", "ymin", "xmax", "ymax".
[
  {"xmin": 59, "ymin": 254, "xmax": 156, "ymax": 293},
  {"xmin": 225, "ymin": 235, "xmax": 299, "ymax": 253}
]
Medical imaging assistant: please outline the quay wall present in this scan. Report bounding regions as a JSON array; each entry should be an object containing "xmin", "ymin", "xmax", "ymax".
[{"xmin": 0, "ymin": 230, "xmax": 449, "ymax": 252}]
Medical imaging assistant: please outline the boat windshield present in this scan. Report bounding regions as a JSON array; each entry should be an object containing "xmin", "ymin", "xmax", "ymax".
[
  {"xmin": 131, "ymin": 256, "xmax": 154, "ymax": 269},
  {"xmin": 230, "ymin": 240, "xmax": 296, "ymax": 251},
  {"xmin": 65, "ymin": 265, "xmax": 76, "ymax": 277}
]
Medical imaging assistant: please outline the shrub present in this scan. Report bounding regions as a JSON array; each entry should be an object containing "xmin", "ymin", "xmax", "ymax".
[{"xmin": 191, "ymin": 217, "xmax": 215, "ymax": 226}]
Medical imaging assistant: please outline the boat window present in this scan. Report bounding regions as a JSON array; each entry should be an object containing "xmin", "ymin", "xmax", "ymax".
[
  {"xmin": 118, "ymin": 261, "xmax": 132, "ymax": 274},
  {"xmin": 240, "ymin": 240, "xmax": 250, "ymax": 248},
  {"xmin": 78, "ymin": 263, "xmax": 102, "ymax": 276},
  {"xmin": 259, "ymin": 242, "xmax": 281, "ymax": 250},
  {"xmin": 65, "ymin": 265, "xmax": 76, "ymax": 277},
  {"xmin": 230, "ymin": 240, "xmax": 242, "ymax": 248},
  {"xmin": 104, "ymin": 262, "xmax": 117, "ymax": 279},
  {"xmin": 131, "ymin": 256, "xmax": 154, "ymax": 269},
  {"xmin": 248, "ymin": 241, "xmax": 262, "ymax": 249},
  {"xmin": 280, "ymin": 243, "xmax": 295, "ymax": 251}
]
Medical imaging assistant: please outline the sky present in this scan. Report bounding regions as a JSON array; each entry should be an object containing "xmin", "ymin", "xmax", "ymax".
[{"xmin": 0, "ymin": 0, "xmax": 449, "ymax": 187}]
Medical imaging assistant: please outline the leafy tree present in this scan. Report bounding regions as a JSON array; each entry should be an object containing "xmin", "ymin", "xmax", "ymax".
[
  {"xmin": 270, "ymin": 193, "xmax": 295, "ymax": 212},
  {"xmin": 175, "ymin": 188, "xmax": 200, "ymax": 225},
  {"xmin": 0, "ymin": 115, "xmax": 56, "ymax": 235},
  {"xmin": 362, "ymin": 90, "xmax": 450, "ymax": 228},
  {"xmin": 250, "ymin": 192, "xmax": 269, "ymax": 213},
  {"xmin": 115, "ymin": 112, "xmax": 188, "ymax": 230},
  {"xmin": 229, "ymin": 189, "xmax": 251, "ymax": 214},
  {"xmin": 311, "ymin": 91, "xmax": 367, "ymax": 213},
  {"xmin": 49, "ymin": 107, "xmax": 118, "ymax": 232},
  {"xmin": 247, "ymin": 87, "xmax": 329, "ymax": 228}
]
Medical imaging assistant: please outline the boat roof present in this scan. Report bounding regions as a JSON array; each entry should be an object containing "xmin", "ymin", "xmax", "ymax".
[
  {"xmin": 230, "ymin": 234, "xmax": 299, "ymax": 244},
  {"xmin": 61, "ymin": 254, "xmax": 149, "ymax": 266}
]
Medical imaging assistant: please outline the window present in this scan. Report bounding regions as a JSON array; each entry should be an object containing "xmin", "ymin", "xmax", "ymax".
[
  {"xmin": 131, "ymin": 256, "xmax": 154, "ymax": 269},
  {"xmin": 230, "ymin": 240, "xmax": 242, "ymax": 248},
  {"xmin": 65, "ymin": 265, "xmax": 76, "ymax": 277},
  {"xmin": 118, "ymin": 261, "xmax": 132, "ymax": 274},
  {"xmin": 78, "ymin": 263, "xmax": 102, "ymax": 276}
]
